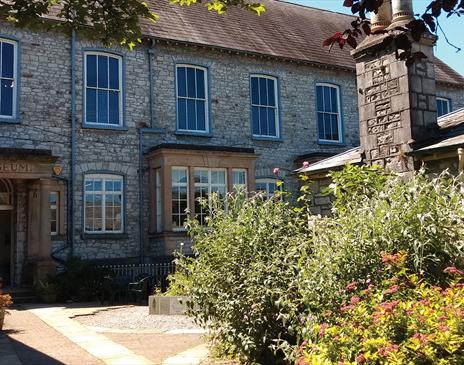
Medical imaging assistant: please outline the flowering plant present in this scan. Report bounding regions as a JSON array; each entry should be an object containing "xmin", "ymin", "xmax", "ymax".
[
  {"xmin": 298, "ymin": 252, "xmax": 464, "ymax": 364},
  {"xmin": 0, "ymin": 291, "xmax": 13, "ymax": 311}
]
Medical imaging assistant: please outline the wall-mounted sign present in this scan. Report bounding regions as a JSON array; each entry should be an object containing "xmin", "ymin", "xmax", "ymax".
[
  {"xmin": 52, "ymin": 165, "xmax": 62, "ymax": 176},
  {"xmin": 0, "ymin": 162, "xmax": 32, "ymax": 173}
]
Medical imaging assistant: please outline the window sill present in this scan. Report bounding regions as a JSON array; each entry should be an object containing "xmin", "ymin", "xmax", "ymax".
[
  {"xmin": 317, "ymin": 140, "xmax": 345, "ymax": 146},
  {"xmin": 81, "ymin": 232, "xmax": 128, "ymax": 240},
  {"xmin": 0, "ymin": 117, "xmax": 21, "ymax": 124},
  {"xmin": 82, "ymin": 123, "xmax": 128, "ymax": 131},
  {"xmin": 251, "ymin": 135, "xmax": 283, "ymax": 142},
  {"xmin": 175, "ymin": 130, "xmax": 212, "ymax": 138}
]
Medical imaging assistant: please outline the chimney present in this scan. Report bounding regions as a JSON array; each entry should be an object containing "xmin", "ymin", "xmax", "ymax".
[
  {"xmin": 351, "ymin": 0, "xmax": 438, "ymax": 172},
  {"xmin": 371, "ymin": 0, "xmax": 392, "ymax": 32}
]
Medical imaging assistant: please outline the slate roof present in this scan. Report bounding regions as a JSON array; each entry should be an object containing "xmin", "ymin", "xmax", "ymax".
[
  {"xmin": 140, "ymin": 0, "xmax": 464, "ymax": 86},
  {"xmin": 295, "ymin": 147, "xmax": 363, "ymax": 173}
]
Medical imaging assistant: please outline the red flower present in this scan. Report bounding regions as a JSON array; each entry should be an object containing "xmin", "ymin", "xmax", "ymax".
[
  {"xmin": 273, "ymin": 167, "xmax": 280, "ymax": 176},
  {"xmin": 340, "ymin": 304, "xmax": 355, "ymax": 312},
  {"xmin": 443, "ymin": 266, "xmax": 464, "ymax": 276},
  {"xmin": 302, "ymin": 161, "xmax": 310, "ymax": 168},
  {"xmin": 378, "ymin": 300, "xmax": 399, "ymax": 313},
  {"xmin": 350, "ymin": 296, "xmax": 361, "ymax": 304}
]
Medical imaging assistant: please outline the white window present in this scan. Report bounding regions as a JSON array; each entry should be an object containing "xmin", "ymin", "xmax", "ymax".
[
  {"xmin": 250, "ymin": 75, "xmax": 279, "ymax": 138},
  {"xmin": 194, "ymin": 168, "xmax": 226, "ymax": 225},
  {"xmin": 176, "ymin": 65, "xmax": 209, "ymax": 133},
  {"xmin": 437, "ymin": 97, "xmax": 451, "ymax": 117},
  {"xmin": 84, "ymin": 52, "xmax": 123, "ymax": 126},
  {"xmin": 256, "ymin": 178, "xmax": 280, "ymax": 199},
  {"xmin": 316, "ymin": 83, "xmax": 342, "ymax": 143},
  {"xmin": 171, "ymin": 167, "xmax": 189, "ymax": 230},
  {"xmin": 155, "ymin": 168, "xmax": 162, "ymax": 233},
  {"xmin": 0, "ymin": 38, "xmax": 18, "ymax": 119},
  {"xmin": 232, "ymin": 169, "xmax": 247, "ymax": 191},
  {"xmin": 84, "ymin": 174, "xmax": 123, "ymax": 233},
  {"xmin": 50, "ymin": 192, "xmax": 58, "ymax": 235}
]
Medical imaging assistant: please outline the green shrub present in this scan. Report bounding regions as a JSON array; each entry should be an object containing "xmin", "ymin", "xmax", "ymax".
[
  {"xmin": 172, "ymin": 166, "xmax": 464, "ymax": 364},
  {"xmin": 177, "ymin": 191, "xmax": 310, "ymax": 364},
  {"xmin": 298, "ymin": 252, "xmax": 464, "ymax": 364}
]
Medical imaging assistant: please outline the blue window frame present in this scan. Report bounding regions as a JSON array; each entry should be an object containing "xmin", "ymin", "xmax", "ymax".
[
  {"xmin": 84, "ymin": 52, "xmax": 123, "ymax": 126},
  {"xmin": 316, "ymin": 83, "xmax": 342, "ymax": 143},
  {"xmin": 437, "ymin": 97, "xmax": 451, "ymax": 117},
  {"xmin": 176, "ymin": 65, "xmax": 209, "ymax": 133},
  {"xmin": 0, "ymin": 38, "xmax": 18, "ymax": 120},
  {"xmin": 250, "ymin": 75, "xmax": 279, "ymax": 138}
]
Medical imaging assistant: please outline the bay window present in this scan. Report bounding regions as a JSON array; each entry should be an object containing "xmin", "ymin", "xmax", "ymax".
[
  {"xmin": 194, "ymin": 168, "xmax": 227, "ymax": 224},
  {"xmin": 171, "ymin": 167, "xmax": 188, "ymax": 230}
]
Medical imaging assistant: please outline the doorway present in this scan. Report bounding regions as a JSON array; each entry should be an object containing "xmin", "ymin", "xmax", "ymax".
[{"xmin": 0, "ymin": 210, "xmax": 12, "ymax": 286}]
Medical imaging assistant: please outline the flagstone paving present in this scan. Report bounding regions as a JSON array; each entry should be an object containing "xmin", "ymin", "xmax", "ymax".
[{"xmin": 1, "ymin": 304, "xmax": 218, "ymax": 365}]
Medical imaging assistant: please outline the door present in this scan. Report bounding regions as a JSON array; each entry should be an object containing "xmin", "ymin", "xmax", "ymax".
[{"xmin": 0, "ymin": 210, "xmax": 11, "ymax": 286}]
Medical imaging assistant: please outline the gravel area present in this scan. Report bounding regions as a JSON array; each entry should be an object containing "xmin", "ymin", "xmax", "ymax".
[{"xmin": 74, "ymin": 305, "xmax": 200, "ymax": 331}]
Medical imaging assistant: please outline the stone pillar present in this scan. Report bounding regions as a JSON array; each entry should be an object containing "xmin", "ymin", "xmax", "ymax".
[
  {"xmin": 371, "ymin": 0, "xmax": 392, "ymax": 32},
  {"xmin": 352, "ymin": 28, "xmax": 437, "ymax": 172},
  {"xmin": 36, "ymin": 179, "xmax": 55, "ymax": 282},
  {"xmin": 27, "ymin": 181, "xmax": 40, "ymax": 259},
  {"xmin": 14, "ymin": 180, "xmax": 27, "ymax": 286}
]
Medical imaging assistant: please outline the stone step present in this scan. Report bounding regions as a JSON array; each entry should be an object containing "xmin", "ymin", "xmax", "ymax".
[{"xmin": 3, "ymin": 287, "xmax": 39, "ymax": 304}]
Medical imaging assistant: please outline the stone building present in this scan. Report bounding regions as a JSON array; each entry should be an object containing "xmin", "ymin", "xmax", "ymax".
[
  {"xmin": 0, "ymin": 0, "xmax": 462, "ymax": 286},
  {"xmin": 298, "ymin": 0, "xmax": 464, "ymax": 214}
]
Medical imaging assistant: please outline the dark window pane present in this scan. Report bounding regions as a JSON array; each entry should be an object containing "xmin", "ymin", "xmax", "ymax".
[
  {"xmin": 316, "ymin": 86, "xmax": 323, "ymax": 112},
  {"xmin": 0, "ymin": 79, "xmax": 13, "ymax": 116},
  {"xmin": 317, "ymin": 113, "xmax": 324, "ymax": 140},
  {"xmin": 177, "ymin": 67, "xmax": 186, "ymax": 97},
  {"xmin": 268, "ymin": 108, "xmax": 276, "ymax": 136},
  {"xmin": 86, "ymin": 88, "xmax": 97, "ymax": 123},
  {"xmin": 267, "ymin": 78, "xmax": 276, "ymax": 106},
  {"xmin": 323, "ymin": 86, "xmax": 331, "ymax": 112},
  {"xmin": 196, "ymin": 100, "xmax": 206, "ymax": 131},
  {"xmin": 177, "ymin": 98, "xmax": 187, "ymax": 130},
  {"xmin": 97, "ymin": 90, "xmax": 108, "ymax": 124},
  {"xmin": 260, "ymin": 107, "xmax": 268, "ymax": 135},
  {"xmin": 259, "ymin": 78, "xmax": 268, "ymax": 105},
  {"xmin": 331, "ymin": 114, "xmax": 339, "ymax": 141},
  {"xmin": 187, "ymin": 99, "xmax": 196, "ymax": 130},
  {"xmin": 187, "ymin": 67, "xmax": 196, "ymax": 98},
  {"xmin": 252, "ymin": 106, "xmax": 260, "ymax": 135},
  {"xmin": 97, "ymin": 55, "xmax": 108, "ymax": 88},
  {"xmin": 196, "ymin": 69, "xmax": 205, "ymax": 99},
  {"xmin": 251, "ymin": 77, "xmax": 259, "ymax": 105},
  {"xmin": 109, "ymin": 57, "xmax": 119, "ymax": 89},
  {"xmin": 324, "ymin": 113, "xmax": 331, "ymax": 140},
  {"xmin": 2, "ymin": 42, "xmax": 14, "ymax": 79},
  {"xmin": 108, "ymin": 90, "xmax": 119, "ymax": 125},
  {"xmin": 331, "ymin": 87, "xmax": 338, "ymax": 113},
  {"xmin": 87, "ymin": 55, "xmax": 97, "ymax": 87},
  {"xmin": 437, "ymin": 101, "xmax": 443, "ymax": 117}
]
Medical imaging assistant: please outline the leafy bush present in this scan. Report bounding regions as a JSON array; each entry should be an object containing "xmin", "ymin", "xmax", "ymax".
[
  {"xmin": 178, "ymin": 191, "xmax": 310, "ymax": 364},
  {"xmin": 298, "ymin": 252, "xmax": 464, "ymax": 364},
  {"xmin": 53, "ymin": 257, "xmax": 109, "ymax": 301},
  {"xmin": 172, "ymin": 166, "xmax": 464, "ymax": 364}
]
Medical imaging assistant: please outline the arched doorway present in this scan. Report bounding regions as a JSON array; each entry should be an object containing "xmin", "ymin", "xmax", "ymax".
[{"xmin": 0, "ymin": 178, "xmax": 14, "ymax": 286}]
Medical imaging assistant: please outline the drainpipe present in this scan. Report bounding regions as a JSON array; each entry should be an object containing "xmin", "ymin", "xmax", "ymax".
[
  {"xmin": 69, "ymin": 30, "xmax": 76, "ymax": 257},
  {"xmin": 138, "ymin": 38, "xmax": 164, "ymax": 263}
]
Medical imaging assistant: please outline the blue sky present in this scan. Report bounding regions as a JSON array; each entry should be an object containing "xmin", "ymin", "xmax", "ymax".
[{"xmin": 286, "ymin": 0, "xmax": 463, "ymax": 75}]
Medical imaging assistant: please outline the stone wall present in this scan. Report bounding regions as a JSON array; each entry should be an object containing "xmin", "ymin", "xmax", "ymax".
[{"xmin": 0, "ymin": 21, "xmax": 462, "ymax": 261}]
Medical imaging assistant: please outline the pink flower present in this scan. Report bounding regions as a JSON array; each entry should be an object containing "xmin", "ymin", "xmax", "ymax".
[
  {"xmin": 273, "ymin": 167, "xmax": 280, "ymax": 176},
  {"xmin": 443, "ymin": 266, "xmax": 464, "ymax": 276},
  {"xmin": 340, "ymin": 304, "xmax": 355, "ymax": 312},
  {"xmin": 319, "ymin": 322, "xmax": 328, "ymax": 338},
  {"xmin": 356, "ymin": 354, "xmax": 366, "ymax": 364},
  {"xmin": 384, "ymin": 285, "xmax": 400, "ymax": 295},
  {"xmin": 350, "ymin": 296, "xmax": 361, "ymax": 304},
  {"xmin": 346, "ymin": 281, "xmax": 358, "ymax": 292},
  {"xmin": 302, "ymin": 161, "xmax": 310, "ymax": 168}
]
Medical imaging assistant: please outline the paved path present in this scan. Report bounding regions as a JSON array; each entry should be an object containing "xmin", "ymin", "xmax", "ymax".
[{"xmin": 1, "ymin": 305, "xmax": 213, "ymax": 365}]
